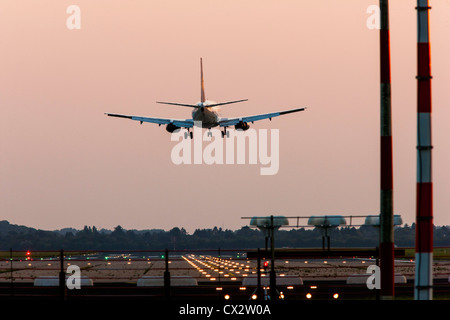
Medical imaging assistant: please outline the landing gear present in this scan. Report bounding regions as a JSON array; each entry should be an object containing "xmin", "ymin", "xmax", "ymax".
[
  {"xmin": 184, "ymin": 130, "xmax": 193, "ymax": 139},
  {"xmin": 221, "ymin": 127, "xmax": 230, "ymax": 138}
]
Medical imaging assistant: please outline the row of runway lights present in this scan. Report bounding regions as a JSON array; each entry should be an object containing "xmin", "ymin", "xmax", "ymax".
[
  {"xmin": 182, "ymin": 255, "xmax": 298, "ymax": 300},
  {"xmin": 182, "ymin": 255, "xmax": 342, "ymax": 300},
  {"xmin": 15, "ymin": 258, "xmax": 375, "ymax": 267},
  {"xmin": 182, "ymin": 254, "xmax": 252, "ymax": 282},
  {"xmin": 183, "ymin": 255, "xmax": 263, "ymax": 300}
]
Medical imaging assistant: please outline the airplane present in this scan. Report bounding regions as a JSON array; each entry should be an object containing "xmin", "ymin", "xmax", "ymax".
[{"xmin": 105, "ymin": 58, "xmax": 307, "ymax": 139}]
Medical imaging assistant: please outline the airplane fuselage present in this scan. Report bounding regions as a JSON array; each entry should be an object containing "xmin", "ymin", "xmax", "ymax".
[{"xmin": 192, "ymin": 100, "xmax": 220, "ymax": 128}]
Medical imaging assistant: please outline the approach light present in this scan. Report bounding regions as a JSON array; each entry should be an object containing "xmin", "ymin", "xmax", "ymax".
[{"xmin": 306, "ymin": 293, "xmax": 312, "ymax": 299}]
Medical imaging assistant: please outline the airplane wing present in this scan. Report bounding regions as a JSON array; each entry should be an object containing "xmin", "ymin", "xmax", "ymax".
[
  {"xmin": 105, "ymin": 113, "xmax": 194, "ymax": 128},
  {"xmin": 218, "ymin": 107, "xmax": 306, "ymax": 127}
]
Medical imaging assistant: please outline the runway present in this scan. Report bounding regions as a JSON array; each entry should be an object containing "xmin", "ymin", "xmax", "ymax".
[{"xmin": 0, "ymin": 249, "xmax": 449, "ymax": 301}]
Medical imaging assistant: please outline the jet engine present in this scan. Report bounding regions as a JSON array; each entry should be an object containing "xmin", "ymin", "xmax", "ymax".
[
  {"xmin": 166, "ymin": 123, "xmax": 180, "ymax": 133},
  {"xmin": 235, "ymin": 121, "xmax": 250, "ymax": 131}
]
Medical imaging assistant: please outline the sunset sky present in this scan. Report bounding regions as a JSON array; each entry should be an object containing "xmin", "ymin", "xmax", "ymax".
[{"xmin": 0, "ymin": 0, "xmax": 449, "ymax": 233}]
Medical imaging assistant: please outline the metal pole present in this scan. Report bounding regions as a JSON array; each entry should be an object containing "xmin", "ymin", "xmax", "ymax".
[
  {"xmin": 10, "ymin": 248, "xmax": 13, "ymax": 297},
  {"xmin": 218, "ymin": 248, "xmax": 221, "ymax": 284},
  {"xmin": 322, "ymin": 234, "xmax": 325, "ymax": 252},
  {"xmin": 415, "ymin": 0, "xmax": 433, "ymax": 300},
  {"xmin": 379, "ymin": 0, "xmax": 395, "ymax": 300},
  {"xmin": 257, "ymin": 248, "xmax": 261, "ymax": 300},
  {"xmin": 59, "ymin": 249, "xmax": 66, "ymax": 300},
  {"xmin": 269, "ymin": 215, "xmax": 276, "ymax": 300},
  {"xmin": 164, "ymin": 248, "xmax": 171, "ymax": 300}
]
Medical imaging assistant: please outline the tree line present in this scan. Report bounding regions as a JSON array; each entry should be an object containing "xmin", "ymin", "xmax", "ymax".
[{"xmin": 0, "ymin": 220, "xmax": 449, "ymax": 251}]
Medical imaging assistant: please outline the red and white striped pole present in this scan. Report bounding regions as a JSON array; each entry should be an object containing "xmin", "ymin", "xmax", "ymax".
[
  {"xmin": 415, "ymin": 0, "xmax": 433, "ymax": 300},
  {"xmin": 379, "ymin": 0, "xmax": 395, "ymax": 300}
]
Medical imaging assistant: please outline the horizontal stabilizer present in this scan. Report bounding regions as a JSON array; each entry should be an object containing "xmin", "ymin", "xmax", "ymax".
[
  {"xmin": 156, "ymin": 99, "xmax": 248, "ymax": 108},
  {"xmin": 156, "ymin": 101, "xmax": 199, "ymax": 108},
  {"xmin": 206, "ymin": 99, "xmax": 248, "ymax": 107}
]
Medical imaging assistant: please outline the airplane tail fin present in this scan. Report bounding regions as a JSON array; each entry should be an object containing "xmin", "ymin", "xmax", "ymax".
[
  {"xmin": 156, "ymin": 58, "xmax": 248, "ymax": 108},
  {"xmin": 201, "ymin": 58, "xmax": 206, "ymax": 103}
]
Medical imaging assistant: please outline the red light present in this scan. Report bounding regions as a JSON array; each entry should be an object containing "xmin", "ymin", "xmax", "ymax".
[
  {"xmin": 26, "ymin": 251, "xmax": 30, "ymax": 255},
  {"xmin": 263, "ymin": 261, "xmax": 269, "ymax": 268}
]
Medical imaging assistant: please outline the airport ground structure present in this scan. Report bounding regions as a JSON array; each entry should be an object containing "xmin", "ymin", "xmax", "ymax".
[{"xmin": 0, "ymin": 247, "xmax": 449, "ymax": 302}]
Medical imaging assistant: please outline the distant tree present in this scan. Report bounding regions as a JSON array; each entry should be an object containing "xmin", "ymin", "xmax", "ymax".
[
  {"xmin": 1, "ymin": 219, "xmax": 448, "ymax": 251},
  {"xmin": 112, "ymin": 225, "xmax": 124, "ymax": 235}
]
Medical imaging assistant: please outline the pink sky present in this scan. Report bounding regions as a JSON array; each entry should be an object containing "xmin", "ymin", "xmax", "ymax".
[{"xmin": 0, "ymin": 0, "xmax": 449, "ymax": 233}]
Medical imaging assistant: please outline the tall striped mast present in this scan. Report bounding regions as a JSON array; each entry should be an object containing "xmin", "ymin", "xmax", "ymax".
[
  {"xmin": 415, "ymin": 0, "xmax": 433, "ymax": 300},
  {"xmin": 379, "ymin": 0, "xmax": 395, "ymax": 300}
]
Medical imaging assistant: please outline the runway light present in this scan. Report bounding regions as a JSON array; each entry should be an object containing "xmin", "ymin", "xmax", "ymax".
[
  {"xmin": 306, "ymin": 293, "xmax": 312, "ymax": 299},
  {"xmin": 333, "ymin": 293, "xmax": 339, "ymax": 299},
  {"xmin": 224, "ymin": 294, "xmax": 230, "ymax": 300},
  {"xmin": 251, "ymin": 294, "xmax": 257, "ymax": 300}
]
